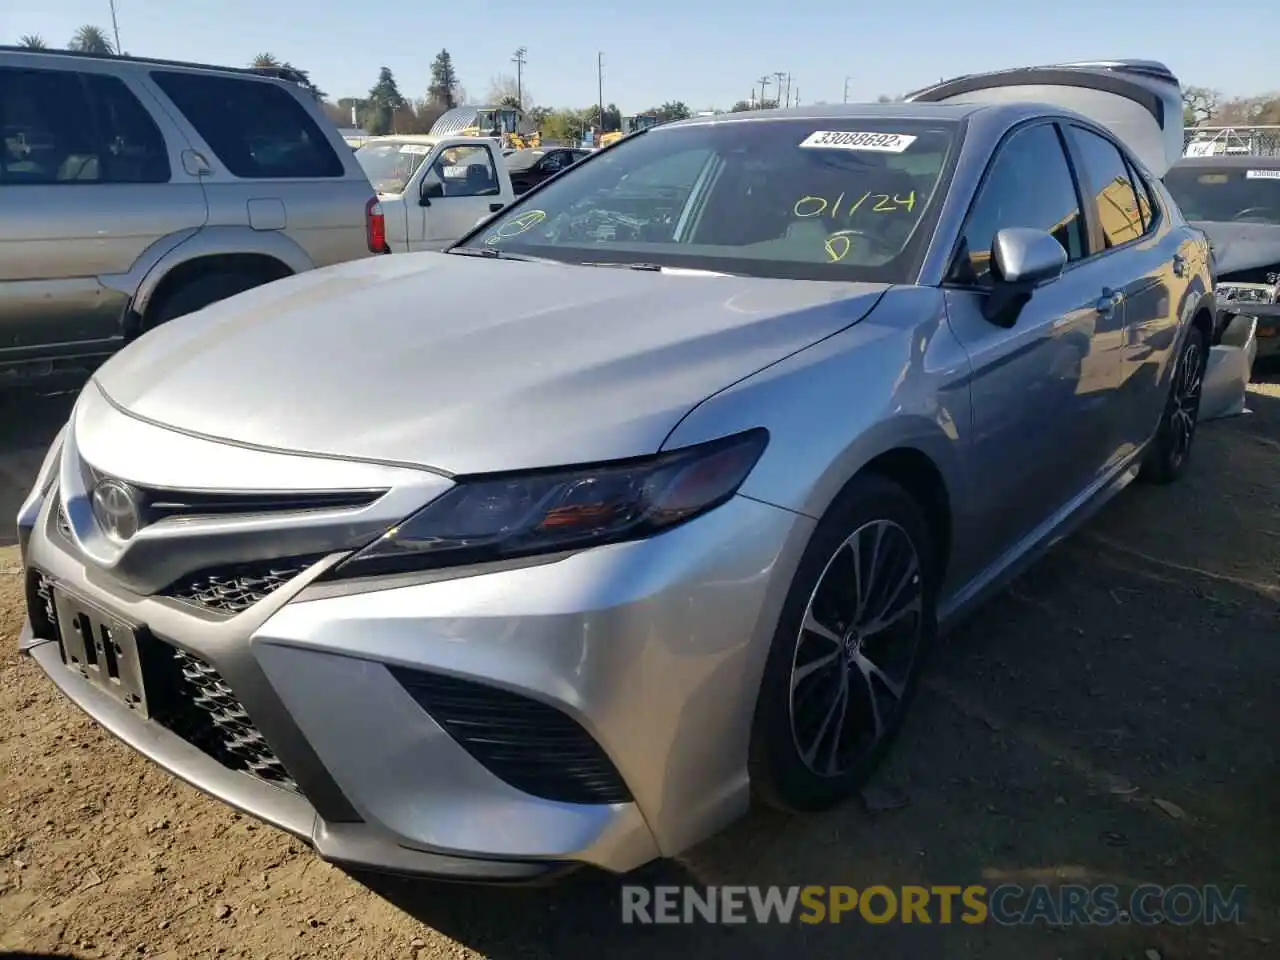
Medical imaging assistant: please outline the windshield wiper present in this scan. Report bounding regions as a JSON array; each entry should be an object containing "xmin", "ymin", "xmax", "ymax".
[
  {"xmin": 447, "ymin": 247, "xmax": 555, "ymax": 263},
  {"xmin": 581, "ymin": 261, "xmax": 738, "ymax": 277}
]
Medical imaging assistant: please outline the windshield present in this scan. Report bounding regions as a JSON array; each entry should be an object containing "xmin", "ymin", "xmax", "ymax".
[
  {"xmin": 355, "ymin": 141, "xmax": 434, "ymax": 194},
  {"xmin": 505, "ymin": 149, "xmax": 545, "ymax": 172},
  {"xmin": 454, "ymin": 118, "xmax": 959, "ymax": 282},
  {"xmin": 1165, "ymin": 166, "xmax": 1280, "ymax": 225}
]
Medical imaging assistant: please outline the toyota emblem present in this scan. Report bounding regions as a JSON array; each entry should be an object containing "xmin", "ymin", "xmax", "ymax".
[{"xmin": 91, "ymin": 478, "xmax": 142, "ymax": 542}]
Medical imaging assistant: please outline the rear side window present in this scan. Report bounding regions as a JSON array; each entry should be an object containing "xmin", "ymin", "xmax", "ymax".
[
  {"xmin": 0, "ymin": 67, "xmax": 169, "ymax": 184},
  {"xmin": 151, "ymin": 71, "xmax": 343, "ymax": 179},
  {"xmin": 1067, "ymin": 126, "xmax": 1145, "ymax": 249}
]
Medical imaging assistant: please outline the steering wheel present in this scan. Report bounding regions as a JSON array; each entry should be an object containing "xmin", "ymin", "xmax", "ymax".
[{"xmin": 1231, "ymin": 206, "xmax": 1280, "ymax": 222}]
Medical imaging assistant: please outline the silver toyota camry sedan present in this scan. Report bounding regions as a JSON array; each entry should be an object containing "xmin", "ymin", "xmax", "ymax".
[{"xmin": 18, "ymin": 87, "xmax": 1215, "ymax": 882}]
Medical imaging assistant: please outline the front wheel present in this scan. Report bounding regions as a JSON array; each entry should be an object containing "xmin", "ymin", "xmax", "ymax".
[
  {"xmin": 1139, "ymin": 324, "xmax": 1207, "ymax": 485},
  {"xmin": 748, "ymin": 474, "xmax": 938, "ymax": 812}
]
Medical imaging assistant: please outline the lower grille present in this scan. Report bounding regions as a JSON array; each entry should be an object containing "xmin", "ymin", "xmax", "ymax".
[
  {"xmin": 163, "ymin": 555, "xmax": 325, "ymax": 615},
  {"xmin": 391, "ymin": 668, "xmax": 632, "ymax": 805},
  {"xmin": 152, "ymin": 647, "xmax": 299, "ymax": 793}
]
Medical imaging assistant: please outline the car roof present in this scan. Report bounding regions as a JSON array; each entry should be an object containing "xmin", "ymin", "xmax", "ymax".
[
  {"xmin": 0, "ymin": 45, "xmax": 306, "ymax": 85},
  {"xmin": 363, "ymin": 135, "xmax": 439, "ymax": 145},
  {"xmin": 1173, "ymin": 155, "xmax": 1280, "ymax": 169}
]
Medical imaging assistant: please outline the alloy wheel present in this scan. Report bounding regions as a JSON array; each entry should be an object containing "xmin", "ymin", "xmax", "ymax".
[
  {"xmin": 788, "ymin": 519, "xmax": 924, "ymax": 777},
  {"xmin": 1169, "ymin": 337, "xmax": 1205, "ymax": 468}
]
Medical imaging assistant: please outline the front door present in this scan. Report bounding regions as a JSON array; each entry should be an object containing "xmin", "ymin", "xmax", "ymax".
[
  {"xmin": 943, "ymin": 121, "xmax": 1126, "ymax": 575},
  {"xmin": 414, "ymin": 142, "xmax": 506, "ymax": 251},
  {"xmin": 0, "ymin": 65, "xmax": 205, "ymax": 360}
]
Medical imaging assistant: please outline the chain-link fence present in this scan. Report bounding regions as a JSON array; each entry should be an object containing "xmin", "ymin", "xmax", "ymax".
[{"xmin": 1182, "ymin": 126, "xmax": 1280, "ymax": 157}]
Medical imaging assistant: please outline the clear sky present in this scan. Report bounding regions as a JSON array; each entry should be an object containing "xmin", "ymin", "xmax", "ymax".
[{"xmin": 6, "ymin": 0, "xmax": 1273, "ymax": 112}]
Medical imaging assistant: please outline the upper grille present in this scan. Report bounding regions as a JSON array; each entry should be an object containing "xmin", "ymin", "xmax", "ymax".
[
  {"xmin": 163, "ymin": 555, "xmax": 326, "ymax": 615},
  {"xmin": 152, "ymin": 646, "xmax": 299, "ymax": 792},
  {"xmin": 391, "ymin": 668, "xmax": 633, "ymax": 805}
]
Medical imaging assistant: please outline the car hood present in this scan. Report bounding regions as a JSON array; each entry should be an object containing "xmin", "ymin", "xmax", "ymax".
[
  {"xmin": 93, "ymin": 253, "xmax": 887, "ymax": 474},
  {"xmin": 1192, "ymin": 220, "xmax": 1280, "ymax": 276}
]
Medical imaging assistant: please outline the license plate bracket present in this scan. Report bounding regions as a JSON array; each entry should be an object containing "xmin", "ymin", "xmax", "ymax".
[{"xmin": 52, "ymin": 586, "xmax": 150, "ymax": 719}]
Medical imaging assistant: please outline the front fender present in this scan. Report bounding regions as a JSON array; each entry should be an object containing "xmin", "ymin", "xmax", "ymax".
[
  {"xmin": 127, "ymin": 226, "xmax": 317, "ymax": 316},
  {"xmin": 662, "ymin": 287, "xmax": 968, "ymax": 523}
]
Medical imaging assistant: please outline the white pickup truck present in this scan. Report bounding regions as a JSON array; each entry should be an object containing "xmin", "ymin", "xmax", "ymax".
[{"xmin": 353, "ymin": 135, "xmax": 517, "ymax": 252}]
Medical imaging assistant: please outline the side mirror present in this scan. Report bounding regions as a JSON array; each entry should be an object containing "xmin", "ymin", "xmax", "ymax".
[
  {"xmin": 982, "ymin": 227, "xmax": 1067, "ymax": 327},
  {"xmin": 420, "ymin": 179, "xmax": 443, "ymax": 206}
]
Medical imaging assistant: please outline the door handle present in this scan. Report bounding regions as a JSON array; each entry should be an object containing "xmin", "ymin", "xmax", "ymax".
[
  {"xmin": 1095, "ymin": 289, "xmax": 1124, "ymax": 316},
  {"xmin": 489, "ymin": 202, "xmax": 505, "ymax": 213},
  {"xmin": 1171, "ymin": 253, "xmax": 1186, "ymax": 278}
]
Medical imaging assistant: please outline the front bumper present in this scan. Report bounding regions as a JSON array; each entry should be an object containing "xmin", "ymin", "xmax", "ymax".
[{"xmin": 20, "ymin": 475, "xmax": 811, "ymax": 880}]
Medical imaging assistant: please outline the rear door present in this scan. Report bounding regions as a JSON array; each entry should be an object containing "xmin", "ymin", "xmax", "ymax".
[
  {"xmin": 147, "ymin": 70, "xmax": 370, "ymax": 268},
  {"xmin": 0, "ymin": 64, "xmax": 203, "ymax": 359},
  {"xmin": 417, "ymin": 142, "xmax": 506, "ymax": 250},
  {"xmin": 1063, "ymin": 123, "xmax": 1184, "ymax": 455},
  {"xmin": 943, "ymin": 120, "xmax": 1126, "ymax": 568}
]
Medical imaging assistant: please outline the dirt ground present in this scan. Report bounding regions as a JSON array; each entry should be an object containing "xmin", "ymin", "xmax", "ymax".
[{"xmin": 0, "ymin": 375, "xmax": 1277, "ymax": 960}]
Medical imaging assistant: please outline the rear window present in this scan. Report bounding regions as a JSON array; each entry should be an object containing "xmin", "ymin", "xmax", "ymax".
[
  {"xmin": 1165, "ymin": 166, "xmax": 1280, "ymax": 225},
  {"xmin": 151, "ymin": 71, "xmax": 343, "ymax": 179}
]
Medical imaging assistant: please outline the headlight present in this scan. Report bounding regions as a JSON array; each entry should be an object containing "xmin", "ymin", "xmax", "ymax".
[{"xmin": 327, "ymin": 428, "xmax": 769, "ymax": 579}]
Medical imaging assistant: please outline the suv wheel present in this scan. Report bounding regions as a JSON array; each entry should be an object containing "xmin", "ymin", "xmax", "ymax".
[{"xmin": 147, "ymin": 272, "xmax": 269, "ymax": 329}]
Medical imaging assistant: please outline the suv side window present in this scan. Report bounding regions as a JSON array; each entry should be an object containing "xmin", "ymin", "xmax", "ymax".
[
  {"xmin": 2, "ymin": 68, "xmax": 92, "ymax": 184},
  {"xmin": 1127, "ymin": 158, "xmax": 1157, "ymax": 232},
  {"xmin": 1067, "ymin": 125, "xmax": 1145, "ymax": 249},
  {"xmin": 150, "ymin": 71, "xmax": 343, "ymax": 179},
  {"xmin": 948, "ymin": 123, "xmax": 1086, "ymax": 287},
  {"xmin": 82, "ymin": 74, "xmax": 170, "ymax": 183}
]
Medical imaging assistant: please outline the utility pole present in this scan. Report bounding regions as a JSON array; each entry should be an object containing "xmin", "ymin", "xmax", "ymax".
[
  {"xmin": 597, "ymin": 51, "xmax": 605, "ymax": 138},
  {"xmin": 783, "ymin": 73, "xmax": 792, "ymax": 107},
  {"xmin": 773, "ymin": 72, "xmax": 786, "ymax": 108},
  {"xmin": 512, "ymin": 47, "xmax": 527, "ymax": 110},
  {"xmin": 793, "ymin": 86, "xmax": 799, "ymax": 106},
  {"xmin": 758, "ymin": 74, "xmax": 771, "ymax": 107},
  {"xmin": 108, "ymin": 0, "xmax": 122, "ymax": 54},
  {"xmin": 843, "ymin": 77, "xmax": 852, "ymax": 103}
]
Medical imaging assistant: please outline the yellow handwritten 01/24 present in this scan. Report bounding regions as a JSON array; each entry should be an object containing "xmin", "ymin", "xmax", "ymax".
[{"xmin": 794, "ymin": 191, "xmax": 916, "ymax": 219}]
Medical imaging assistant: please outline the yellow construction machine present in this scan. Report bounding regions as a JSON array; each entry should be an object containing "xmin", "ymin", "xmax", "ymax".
[{"xmin": 599, "ymin": 113, "xmax": 661, "ymax": 148}]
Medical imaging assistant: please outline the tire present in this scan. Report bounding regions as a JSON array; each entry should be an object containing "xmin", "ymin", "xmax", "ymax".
[
  {"xmin": 146, "ymin": 271, "xmax": 269, "ymax": 329},
  {"xmin": 1138, "ymin": 323, "xmax": 1207, "ymax": 485},
  {"xmin": 748, "ymin": 473, "xmax": 939, "ymax": 813}
]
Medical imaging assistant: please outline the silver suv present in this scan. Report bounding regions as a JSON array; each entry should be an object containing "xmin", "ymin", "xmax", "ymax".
[{"xmin": 0, "ymin": 47, "xmax": 381, "ymax": 387}]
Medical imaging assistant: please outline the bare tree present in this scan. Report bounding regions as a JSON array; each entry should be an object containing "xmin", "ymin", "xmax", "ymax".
[
  {"xmin": 486, "ymin": 74, "xmax": 531, "ymax": 109},
  {"xmin": 1182, "ymin": 86, "xmax": 1221, "ymax": 126}
]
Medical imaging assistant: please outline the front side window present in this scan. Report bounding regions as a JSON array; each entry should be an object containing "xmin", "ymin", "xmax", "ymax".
[
  {"xmin": 949, "ymin": 123, "xmax": 1086, "ymax": 287},
  {"xmin": 1068, "ymin": 125, "xmax": 1145, "ymax": 248},
  {"xmin": 455, "ymin": 118, "xmax": 960, "ymax": 283},
  {"xmin": 1164, "ymin": 165, "xmax": 1280, "ymax": 225},
  {"xmin": 151, "ymin": 71, "xmax": 343, "ymax": 179},
  {"xmin": 422, "ymin": 144, "xmax": 499, "ymax": 198}
]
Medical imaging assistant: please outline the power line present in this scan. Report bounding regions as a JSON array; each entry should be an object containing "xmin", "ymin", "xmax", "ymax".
[
  {"xmin": 108, "ymin": 0, "xmax": 122, "ymax": 54},
  {"xmin": 512, "ymin": 47, "xmax": 527, "ymax": 110}
]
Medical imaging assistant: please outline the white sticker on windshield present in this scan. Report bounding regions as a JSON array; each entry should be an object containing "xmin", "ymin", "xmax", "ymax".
[
  {"xmin": 1245, "ymin": 169, "xmax": 1280, "ymax": 179},
  {"xmin": 798, "ymin": 130, "xmax": 917, "ymax": 153},
  {"xmin": 399, "ymin": 144, "xmax": 431, "ymax": 155}
]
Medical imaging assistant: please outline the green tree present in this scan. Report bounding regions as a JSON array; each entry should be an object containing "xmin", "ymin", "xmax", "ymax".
[
  {"xmin": 365, "ymin": 66, "xmax": 406, "ymax": 135},
  {"xmin": 68, "ymin": 25, "xmax": 114, "ymax": 55},
  {"xmin": 280, "ymin": 62, "xmax": 326, "ymax": 101},
  {"xmin": 1182, "ymin": 85, "xmax": 1221, "ymax": 126},
  {"xmin": 251, "ymin": 53, "xmax": 281, "ymax": 68},
  {"xmin": 17, "ymin": 34, "xmax": 47, "ymax": 49},
  {"xmin": 428, "ymin": 49, "xmax": 460, "ymax": 109},
  {"xmin": 655, "ymin": 101, "xmax": 691, "ymax": 122}
]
